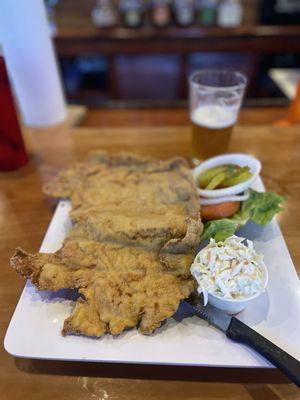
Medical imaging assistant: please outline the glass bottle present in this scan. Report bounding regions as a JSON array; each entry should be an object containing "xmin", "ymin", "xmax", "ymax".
[
  {"xmin": 119, "ymin": 0, "xmax": 145, "ymax": 28},
  {"xmin": 195, "ymin": 0, "xmax": 218, "ymax": 26},
  {"xmin": 0, "ymin": 55, "xmax": 28, "ymax": 171},
  {"xmin": 151, "ymin": 0, "xmax": 171, "ymax": 28},
  {"xmin": 91, "ymin": 0, "xmax": 118, "ymax": 28},
  {"xmin": 217, "ymin": 0, "xmax": 243, "ymax": 28},
  {"xmin": 173, "ymin": 0, "xmax": 195, "ymax": 27}
]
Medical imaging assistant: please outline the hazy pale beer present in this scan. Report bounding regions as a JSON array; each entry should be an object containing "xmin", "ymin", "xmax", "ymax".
[
  {"xmin": 189, "ymin": 70, "xmax": 247, "ymax": 164},
  {"xmin": 191, "ymin": 104, "xmax": 236, "ymax": 161}
]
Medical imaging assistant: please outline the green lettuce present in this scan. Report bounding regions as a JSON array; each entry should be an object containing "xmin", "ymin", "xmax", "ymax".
[
  {"xmin": 201, "ymin": 189, "xmax": 284, "ymax": 242},
  {"xmin": 202, "ymin": 219, "xmax": 238, "ymax": 242}
]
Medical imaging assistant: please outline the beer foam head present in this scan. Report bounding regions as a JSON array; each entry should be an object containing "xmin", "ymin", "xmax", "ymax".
[{"xmin": 191, "ymin": 105, "xmax": 238, "ymax": 129}]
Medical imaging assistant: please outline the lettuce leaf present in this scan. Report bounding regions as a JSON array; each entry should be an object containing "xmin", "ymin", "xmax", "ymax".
[
  {"xmin": 202, "ymin": 219, "xmax": 238, "ymax": 242},
  {"xmin": 232, "ymin": 189, "xmax": 284, "ymax": 226},
  {"xmin": 201, "ymin": 189, "xmax": 284, "ymax": 241}
]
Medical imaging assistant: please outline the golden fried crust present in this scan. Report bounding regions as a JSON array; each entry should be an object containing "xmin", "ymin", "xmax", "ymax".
[
  {"xmin": 11, "ymin": 240, "xmax": 197, "ymax": 336},
  {"xmin": 11, "ymin": 248, "xmax": 38, "ymax": 279},
  {"xmin": 160, "ymin": 218, "xmax": 203, "ymax": 276},
  {"xmin": 12, "ymin": 151, "xmax": 202, "ymax": 337}
]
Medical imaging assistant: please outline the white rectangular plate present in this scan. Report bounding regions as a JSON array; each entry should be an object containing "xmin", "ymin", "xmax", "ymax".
[{"xmin": 4, "ymin": 177, "xmax": 300, "ymax": 367}]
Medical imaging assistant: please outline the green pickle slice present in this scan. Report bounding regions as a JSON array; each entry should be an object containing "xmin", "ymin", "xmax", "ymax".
[
  {"xmin": 221, "ymin": 166, "xmax": 252, "ymax": 187},
  {"xmin": 205, "ymin": 170, "xmax": 228, "ymax": 190},
  {"xmin": 199, "ymin": 164, "xmax": 253, "ymax": 190},
  {"xmin": 198, "ymin": 165, "xmax": 228, "ymax": 188}
]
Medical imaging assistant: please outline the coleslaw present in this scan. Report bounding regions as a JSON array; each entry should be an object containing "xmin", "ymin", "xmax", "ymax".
[{"xmin": 191, "ymin": 235, "xmax": 266, "ymax": 305}]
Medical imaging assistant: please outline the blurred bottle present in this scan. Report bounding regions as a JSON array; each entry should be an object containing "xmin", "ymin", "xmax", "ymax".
[
  {"xmin": 91, "ymin": 0, "xmax": 118, "ymax": 28},
  {"xmin": 195, "ymin": 0, "xmax": 218, "ymax": 26},
  {"xmin": 173, "ymin": 0, "xmax": 195, "ymax": 27},
  {"xmin": 0, "ymin": 0, "xmax": 66, "ymax": 127},
  {"xmin": 150, "ymin": 0, "xmax": 172, "ymax": 28},
  {"xmin": 217, "ymin": 0, "xmax": 243, "ymax": 27},
  {"xmin": 119, "ymin": 0, "xmax": 145, "ymax": 28},
  {"xmin": 0, "ymin": 55, "xmax": 28, "ymax": 171}
]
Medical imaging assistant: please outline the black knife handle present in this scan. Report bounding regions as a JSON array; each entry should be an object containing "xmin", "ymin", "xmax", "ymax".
[{"xmin": 226, "ymin": 317, "xmax": 300, "ymax": 387}]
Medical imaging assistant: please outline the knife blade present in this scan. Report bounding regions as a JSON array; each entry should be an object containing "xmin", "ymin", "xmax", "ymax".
[
  {"xmin": 185, "ymin": 292, "xmax": 300, "ymax": 387},
  {"xmin": 185, "ymin": 292, "xmax": 231, "ymax": 332}
]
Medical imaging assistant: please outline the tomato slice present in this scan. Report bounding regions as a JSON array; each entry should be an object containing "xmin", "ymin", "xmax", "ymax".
[{"xmin": 201, "ymin": 201, "xmax": 241, "ymax": 221}]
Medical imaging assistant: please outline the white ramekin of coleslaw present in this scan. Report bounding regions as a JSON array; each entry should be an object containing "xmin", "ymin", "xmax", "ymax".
[{"xmin": 191, "ymin": 235, "xmax": 268, "ymax": 314}]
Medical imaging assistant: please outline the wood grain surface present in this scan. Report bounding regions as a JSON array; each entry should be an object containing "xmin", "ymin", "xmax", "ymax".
[
  {"xmin": 82, "ymin": 107, "xmax": 289, "ymax": 128},
  {"xmin": 1, "ymin": 109, "xmax": 300, "ymax": 399}
]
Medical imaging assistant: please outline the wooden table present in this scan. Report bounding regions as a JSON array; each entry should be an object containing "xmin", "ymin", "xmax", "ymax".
[
  {"xmin": 1, "ymin": 108, "xmax": 300, "ymax": 399},
  {"xmin": 82, "ymin": 106, "xmax": 290, "ymax": 127}
]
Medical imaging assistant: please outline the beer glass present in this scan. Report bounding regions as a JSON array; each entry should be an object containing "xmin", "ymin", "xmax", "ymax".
[{"xmin": 189, "ymin": 70, "xmax": 247, "ymax": 164}]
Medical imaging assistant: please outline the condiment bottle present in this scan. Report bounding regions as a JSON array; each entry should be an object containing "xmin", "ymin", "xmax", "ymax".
[
  {"xmin": 0, "ymin": 55, "xmax": 28, "ymax": 171},
  {"xmin": 119, "ymin": 0, "xmax": 145, "ymax": 28},
  {"xmin": 91, "ymin": 0, "xmax": 118, "ymax": 28},
  {"xmin": 173, "ymin": 0, "xmax": 195, "ymax": 27},
  {"xmin": 195, "ymin": 0, "xmax": 218, "ymax": 26},
  {"xmin": 217, "ymin": 0, "xmax": 243, "ymax": 28},
  {"xmin": 150, "ymin": 0, "xmax": 171, "ymax": 27}
]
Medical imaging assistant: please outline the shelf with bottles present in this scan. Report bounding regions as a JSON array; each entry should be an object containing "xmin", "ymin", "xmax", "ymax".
[
  {"xmin": 90, "ymin": 0, "xmax": 245, "ymax": 30},
  {"xmin": 53, "ymin": 0, "xmax": 300, "ymax": 57}
]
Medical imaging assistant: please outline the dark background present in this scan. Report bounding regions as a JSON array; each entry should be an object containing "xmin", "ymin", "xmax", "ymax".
[{"xmin": 47, "ymin": 0, "xmax": 300, "ymax": 106}]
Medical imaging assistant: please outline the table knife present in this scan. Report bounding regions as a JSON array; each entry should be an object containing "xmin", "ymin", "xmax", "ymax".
[{"xmin": 185, "ymin": 293, "xmax": 300, "ymax": 387}]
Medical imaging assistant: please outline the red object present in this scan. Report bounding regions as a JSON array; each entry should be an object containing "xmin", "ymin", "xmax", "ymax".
[{"xmin": 0, "ymin": 56, "xmax": 28, "ymax": 171}]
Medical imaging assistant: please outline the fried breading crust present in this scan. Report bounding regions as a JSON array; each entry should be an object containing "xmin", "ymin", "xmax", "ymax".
[{"xmin": 11, "ymin": 152, "xmax": 202, "ymax": 337}]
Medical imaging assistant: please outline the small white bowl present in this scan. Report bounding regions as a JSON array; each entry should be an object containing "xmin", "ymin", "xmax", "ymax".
[
  {"xmin": 207, "ymin": 263, "xmax": 269, "ymax": 315},
  {"xmin": 193, "ymin": 153, "xmax": 261, "ymax": 199}
]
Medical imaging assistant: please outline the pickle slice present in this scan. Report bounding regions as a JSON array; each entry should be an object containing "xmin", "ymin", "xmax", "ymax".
[
  {"xmin": 221, "ymin": 166, "xmax": 253, "ymax": 187},
  {"xmin": 205, "ymin": 171, "xmax": 229, "ymax": 190},
  {"xmin": 199, "ymin": 164, "xmax": 252, "ymax": 190},
  {"xmin": 198, "ymin": 165, "xmax": 235, "ymax": 188}
]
